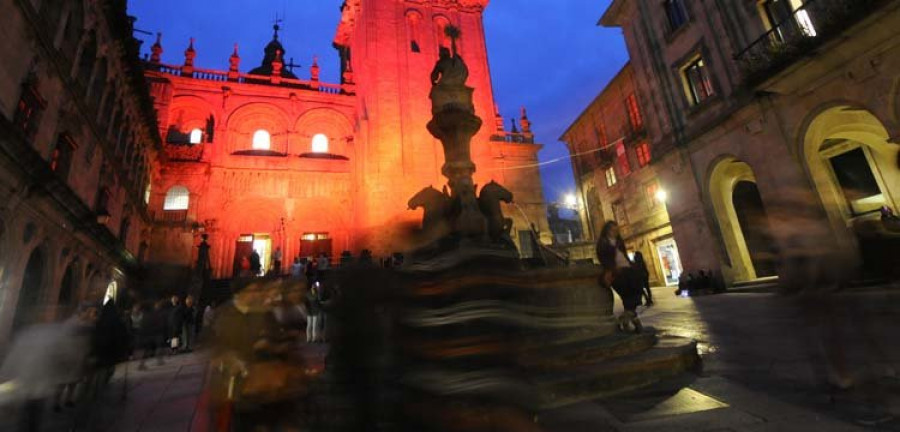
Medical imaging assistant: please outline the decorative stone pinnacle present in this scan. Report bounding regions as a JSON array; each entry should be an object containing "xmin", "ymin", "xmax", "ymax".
[{"xmin": 150, "ymin": 32, "xmax": 163, "ymax": 63}]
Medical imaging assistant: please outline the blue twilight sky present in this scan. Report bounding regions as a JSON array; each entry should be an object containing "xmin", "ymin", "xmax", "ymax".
[{"xmin": 127, "ymin": 0, "xmax": 628, "ymax": 207}]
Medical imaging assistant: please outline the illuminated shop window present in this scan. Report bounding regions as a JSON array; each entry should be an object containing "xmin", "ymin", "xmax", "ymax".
[
  {"xmin": 189, "ymin": 128, "xmax": 203, "ymax": 144},
  {"xmin": 163, "ymin": 185, "xmax": 190, "ymax": 211},
  {"xmin": 252, "ymin": 129, "xmax": 271, "ymax": 150},
  {"xmin": 312, "ymin": 133, "xmax": 329, "ymax": 153}
]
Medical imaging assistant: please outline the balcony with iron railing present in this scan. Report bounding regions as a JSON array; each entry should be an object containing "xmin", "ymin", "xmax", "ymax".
[{"xmin": 735, "ymin": 0, "xmax": 888, "ymax": 86}]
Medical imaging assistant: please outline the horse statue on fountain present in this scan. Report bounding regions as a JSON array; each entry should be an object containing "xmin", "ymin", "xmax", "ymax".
[
  {"xmin": 408, "ymin": 186, "xmax": 452, "ymax": 238},
  {"xmin": 478, "ymin": 180, "xmax": 515, "ymax": 247}
]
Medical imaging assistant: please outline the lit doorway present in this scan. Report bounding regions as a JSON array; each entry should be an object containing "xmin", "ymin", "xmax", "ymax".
[
  {"xmin": 654, "ymin": 237, "xmax": 683, "ymax": 286},
  {"xmin": 732, "ymin": 181, "xmax": 778, "ymax": 277},
  {"xmin": 232, "ymin": 234, "xmax": 272, "ymax": 276},
  {"xmin": 253, "ymin": 235, "xmax": 273, "ymax": 274}
]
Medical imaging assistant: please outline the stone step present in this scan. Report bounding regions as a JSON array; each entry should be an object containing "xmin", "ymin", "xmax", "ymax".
[
  {"xmin": 535, "ymin": 336, "xmax": 700, "ymax": 410},
  {"xmin": 519, "ymin": 329, "xmax": 658, "ymax": 370}
]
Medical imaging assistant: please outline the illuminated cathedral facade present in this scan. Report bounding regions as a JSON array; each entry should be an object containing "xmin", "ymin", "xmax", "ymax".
[{"xmin": 145, "ymin": 0, "xmax": 550, "ymax": 280}]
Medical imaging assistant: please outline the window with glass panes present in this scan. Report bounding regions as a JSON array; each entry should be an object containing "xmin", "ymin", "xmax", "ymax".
[
  {"xmin": 683, "ymin": 57, "xmax": 715, "ymax": 105},
  {"xmin": 636, "ymin": 142, "xmax": 651, "ymax": 167}
]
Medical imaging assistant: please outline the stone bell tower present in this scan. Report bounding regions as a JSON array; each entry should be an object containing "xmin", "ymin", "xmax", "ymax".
[{"xmin": 333, "ymin": 0, "xmax": 545, "ymax": 254}]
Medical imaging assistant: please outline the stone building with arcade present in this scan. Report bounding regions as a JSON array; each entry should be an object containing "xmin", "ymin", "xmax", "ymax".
[
  {"xmin": 0, "ymin": 0, "xmax": 159, "ymax": 342},
  {"xmin": 144, "ymin": 0, "xmax": 550, "ymax": 282},
  {"xmin": 562, "ymin": 63, "xmax": 682, "ymax": 288},
  {"xmin": 587, "ymin": 0, "xmax": 900, "ymax": 286}
]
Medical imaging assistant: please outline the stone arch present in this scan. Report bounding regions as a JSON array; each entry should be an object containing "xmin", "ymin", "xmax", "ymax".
[
  {"xmin": 406, "ymin": 9, "xmax": 424, "ymax": 53},
  {"xmin": 226, "ymin": 103, "xmax": 291, "ymax": 154},
  {"xmin": 293, "ymin": 108, "xmax": 354, "ymax": 156},
  {"xmin": 167, "ymin": 95, "xmax": 218, "ymax": 144},
  {"xmin": 13, "ymin": 244, "xmax": 49, "ymax": 331},
  {"xmin": 56, "ymin": 261, "xmax": 77, "ymax": 318},
  {"xmin": 707, "ymin": 157, "xmax": 777, "ymax": 282},
  {"xmin": 799, "ymin": 103, "xmax": 899, "ymax": 247}
]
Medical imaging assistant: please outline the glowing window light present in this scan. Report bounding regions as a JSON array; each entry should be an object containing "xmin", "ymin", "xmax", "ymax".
[
  {"xmin": 252, "ymin": 130, "xmax": 271, "ymax": 150},
  {"xmin": 189, "ymin": 128, "xmax": 203, "ymax": 144},
  {"xmin": 163, "ymin": 186, "xmax": 189, "ymax": 210},
  {"xmin": 311, "ymin": 133, "xmax": 329, "ymax": 153}
]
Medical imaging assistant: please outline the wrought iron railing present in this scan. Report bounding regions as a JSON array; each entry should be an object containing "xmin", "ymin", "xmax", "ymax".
[{"xmin": 735, "ymin": 0, "xmax": 887, "ymax": 85}]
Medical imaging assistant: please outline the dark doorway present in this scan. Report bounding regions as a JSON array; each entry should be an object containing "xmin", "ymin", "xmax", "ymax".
[
  {"xmin": 14, "ymin": 249, "xmax": 46, "ymax": 331},
  {"xmin": 58, "ymin": 264, "xmax": 75, "ymax": 306},
  {"xmin": 233, "ymin": 234, "xmax": 254, "ymax": 277},
  {"xmin": 732, "ymin": 181, "xmax": 778, "ymax": 278}
]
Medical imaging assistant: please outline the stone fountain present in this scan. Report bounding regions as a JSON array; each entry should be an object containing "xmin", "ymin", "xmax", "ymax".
[{"xmin": 394, "ymin": 27, "xmax": 700, "ymax": 430}]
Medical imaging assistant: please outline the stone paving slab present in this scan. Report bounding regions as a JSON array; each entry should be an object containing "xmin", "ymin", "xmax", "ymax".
[{"xmin": 540, "ymin": 376, "xmax": 863, "ymax": 432}]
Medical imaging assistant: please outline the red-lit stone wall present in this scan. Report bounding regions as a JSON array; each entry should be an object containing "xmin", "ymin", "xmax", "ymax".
[
  {"xmin": 146, "ymin": 0, "xmax": 549, "ymax": 278},
  {"xmin": 336, "ymin": 0, "xmax": 550, "ymax": 251}
]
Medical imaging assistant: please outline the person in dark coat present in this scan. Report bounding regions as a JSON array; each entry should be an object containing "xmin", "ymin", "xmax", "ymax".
[
  {"xmin": 167, "ymin": 295, "xmax": 185, "ymax": 353},
  {"xmin": 140, "ymin": 301, "xmax": 167, "ymax": 368},
  {"xmin": 182, "ymin": 295, "xmax": 198, "ymax": 352},
  {"xmin": 249, "ymin": 250, "xmax": 262, "ymax": 277},
  {"xmin": 90, "ymin": 302, "xmax": 130, "ymax": 394},
  {"xmin": 633, "ymin": 251, "xmax": 653, "ymax": 306},
  {"xmin": 596, "ymin": 221, "xmax": 643, "ymax": 333}
]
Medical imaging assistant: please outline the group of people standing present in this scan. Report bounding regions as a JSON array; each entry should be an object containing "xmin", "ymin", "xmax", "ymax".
[
  {"xmin": 128, "ymin": 295, "xmax": 214, "ymax": 369},
  {"xmin": 596, "ymin": 221, "xmax": 654, "ymax": 333}
]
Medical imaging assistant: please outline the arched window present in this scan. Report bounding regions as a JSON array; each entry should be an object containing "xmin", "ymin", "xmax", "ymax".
[
  {"xmin": 163, "ymin": 186, "xmax": 190, "ymax": 210},
  {"xmin": 406, "ymin": 10, "xmax": 423, "ymax": 53},
  {"xmin": 252, "ymin": 130, "xmax": 271, "ymax": 150},
  {"xmin": 189, "ymin": 128, "xmax": 203, "ymax": 144},
  {"xmin": 433, "ymin": 16, "xmax": 452, "ymax": 51},
  {"xmin": 312, "ymin": 133, "xmax": 329, "ymax": 153}
]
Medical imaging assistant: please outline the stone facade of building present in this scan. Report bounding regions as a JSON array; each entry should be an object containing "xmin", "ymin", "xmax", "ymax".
[
  {"xmin": 599, "ymin": 0, "xmax": 900, "ymax": 285},
  {"xmin": 562, "ymin": 63, "xmax": 682, "ymax": 287},
  {"xmin": 0, "ymin": 0, "xmax": 159, "ymax": 342},
  {"xmin": 143, "ymin": 0, "xmax": 550, "ymax": 282}
]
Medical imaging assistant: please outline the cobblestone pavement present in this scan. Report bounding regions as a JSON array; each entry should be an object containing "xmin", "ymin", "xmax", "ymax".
[{"xmin": 3, "ymin": 287, "xmax": 897, "ymax": 431}]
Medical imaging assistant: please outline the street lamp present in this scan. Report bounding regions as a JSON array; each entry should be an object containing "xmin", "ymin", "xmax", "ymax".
[
  {"xmin": 564, "ymin": 193, "xmax": 578, "ymax": 209},
  {"xmin": 655, "ymin": 188, "xmax": 669, "ymax": 204}
]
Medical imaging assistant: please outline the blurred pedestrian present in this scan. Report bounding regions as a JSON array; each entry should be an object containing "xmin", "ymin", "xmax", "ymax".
[
  {"xmin": 182, "ymin": 295, "xmax": 198, "ymax": 352},
  {"xmin": 90, "ymin": 302, "xmax": 130, "ymax": 391},
  {"xmin": 249, "ymin": 250, "xmax": 262, "ymax": 277},
  {"xmin": 306, "ymin": 284, "xmax": 324, "ymax": 343},
  {"xmin": 596, "ymin": 221, "xmax": 642, "ymax": 333},
  {"xmin": 129, "ymin": 304, "xmax": 145, "ymax": 361},
  {"xmin": 208, "ymin": 278, "xmax": 306, "ymax": 431},
  {"xmin": 140, "ymin": 300, "xmax": 167, "ymax": 369},
  {"xmin": 1, "ymin": 305, "xmax": 97, "ymax": 432},
  {"xmin": 633, "ymin": 251, "xmax": 653, "ymax": 306},
  {"xmin": 290, "ymin": 257, "xmax": 305, "ymax": 280},
  {"xmin": 272, "ymin": 247, "xmax": 283, "ymax": 275},
  {"xmin": 167, "ymin": 295, "xmax": 185, "ymax": 353}
]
